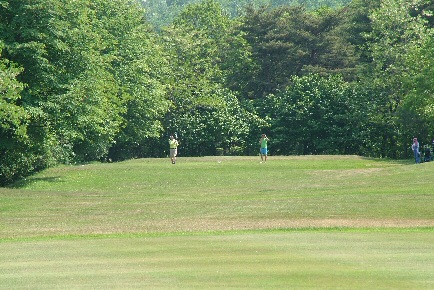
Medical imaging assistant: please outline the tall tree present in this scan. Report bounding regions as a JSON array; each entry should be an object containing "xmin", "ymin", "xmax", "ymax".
[
  {"xmin": 0, "ymin": 42, "xmax": 32, "ymax": 185},
  {"xmin": 240, "ymin": 5, "xmax": 309, "ymax": 98},
  {"xmin": 1, "ymin": 0, "xmax": 170, "ymax": 163},
  {"xmin": 0, "ymin": 42, "xmax": 26, "ymax": 148},
  {"xmin": 93, "ymin": 0, "xmax": 170, "ymax": 160},
  {"xmin": 264, "ymin": 74, "xmax": 367, "ymax": 155},
  {"xmin": 398, "ymin": 23, "xmax": 434, "ymax": 150},
  {"xmin": 160, "ymin": 0, "xmax": 263, "ymax": 156},
  {"xmin": 0, "ymin": 1, "xmax": 60, "ymax": 184},
  {"xmin": 2, "ymin": 0, "xmax": 123, "ymax": 162},
  {"xmin": 364, "ymin": 0, "xmax": 433, "ymax": 157},
  {"xmin": 239, "ymin": 4, "xmax": 360, "ymax": 98},
  {"xmin": 139, "ymin": 0, "xmax": 353, "ymax": 29}
]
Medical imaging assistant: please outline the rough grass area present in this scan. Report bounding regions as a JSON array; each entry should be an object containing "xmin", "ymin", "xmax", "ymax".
[
  {"xmin": 1, "ymin": 156, "xmax": 434, "ymax": 288},
  {"xmin": 2, "ymin": 156, "xmax": 433, "ymax": 238}
]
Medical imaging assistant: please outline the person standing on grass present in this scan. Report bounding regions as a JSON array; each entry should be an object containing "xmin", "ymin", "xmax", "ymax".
[
  {"xmin": 259, "ymin": 134, "xmax": 269, "ymax": 162},
  {"xmin": 412, "ymin": 137, "xmax": 420, "ymax": 164},
  {"xmin": 169, "ymin": 135, "xmax": 179, "ymax": 164}
]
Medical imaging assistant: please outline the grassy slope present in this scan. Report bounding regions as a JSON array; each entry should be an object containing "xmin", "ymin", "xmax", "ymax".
[
  {"xmin": 2, "ymin": 156, "xmax": 433, "ymax": 238},
  {"xmin": 1, "ymin": 156, "xmax": 434, "ymax": 288}
]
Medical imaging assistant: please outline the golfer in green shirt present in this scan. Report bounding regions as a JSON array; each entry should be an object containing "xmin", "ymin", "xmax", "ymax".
[{"xmin": 259, "ymin": 134, "xmax": 269, "ymax": 162}]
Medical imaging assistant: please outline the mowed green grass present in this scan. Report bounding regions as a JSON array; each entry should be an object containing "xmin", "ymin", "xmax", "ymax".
[{"xmin": 1, "ymin": 156, "xmax": 434, "ymax": 289}]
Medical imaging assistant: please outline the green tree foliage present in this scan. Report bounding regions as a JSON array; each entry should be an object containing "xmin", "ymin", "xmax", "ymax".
[
  {"xmin": 0, "ymin": 43, "xmax": 26, "ymax": 147},
  {"xmin": 239, "ymin": 4, "xmax": 360, "ymax": 98},
  {"xmin": 3, "ymin": 0, "xmax": 170, "ymax": 162},
  {"xmin": 170, "ymin": 90, "xmax": 261, "ymax": 156},
  {"xmin": 48, "ymin": 0, "xmax": 170, "ymax": 162},
  {"xmin": 0, "ymin": 42, "xmax": 31, "ymax": 184},
  {"xmin": 140, "ymin": 0, "xmax": 352, "ymax": 28},
  {"xmin": 240, "ymin": 5, "xmax": 310, "ymax": 97},
  {"xmin": 409, "ymin": 0, "xmax": 434, "ymax": 28},
  {"xmin": 263, "ymin": 74, "xmax": 367, "ymax": 155},
  {"xmin": 0, "ymin": 1, "xmax": 58, "ymax": 184},
  {"xmin": 2, "ymin": 0, "xmax": 123, "ymax": 162},
  {"xmin": 0, "ymin": 0, "xmax": 169, "ymax": 184},
  {"xmin": 95, "ymin": 1, "xmax": 170, "ymax": 161},
  {"xmin": 160, "ymin": 0, "xmax": 264, "ymax": 156},
  {"xmin": 336, "ymin": 0, "xmax": 379, "ymax": 64},
  {"xmin": 364, "ymin": 0, "xmax": 433, "ymax": 157},
  {"xmin": 1, "ymin": 0, "xmax": 433, "ymax": 186},
  {"xmin": 398, "ymin": 25, "xmax": 434, "ymax": 150},
  {"xmin": 140, "ymin": 0, "xmax": 269, "ymax": 29}
]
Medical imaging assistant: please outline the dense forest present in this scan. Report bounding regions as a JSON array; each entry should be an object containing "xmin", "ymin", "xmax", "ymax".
[
  {"xmin": 1, "ymin": 0, "xmax": 434, "ymax": 185},
  {"xmin": 140, "ymin": 0, "xmax": 353, "ymax": 28}
]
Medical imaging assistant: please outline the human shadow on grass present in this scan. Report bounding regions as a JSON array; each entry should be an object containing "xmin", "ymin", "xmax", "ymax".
[
  {"xmin": 361, "ymin": 157, "xmax": 414, "ymax": 165},
  {"xmin": 8, "ymin": 176, "xmax": 63, "ymax": 189}
]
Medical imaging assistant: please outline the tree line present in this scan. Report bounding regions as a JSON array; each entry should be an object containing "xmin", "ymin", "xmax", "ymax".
[
  {"xmin": 140, "ymin": 0, "xmax": 353, "ymax": 28},
  {"xmin": 1, "ymin": 0, "xmax": 433, "ymax": 185}
]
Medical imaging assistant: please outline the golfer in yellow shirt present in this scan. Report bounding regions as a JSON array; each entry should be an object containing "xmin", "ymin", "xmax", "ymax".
[{"xmin": 169, "ymin": 135, "xmax": 179, "ymax": 164}]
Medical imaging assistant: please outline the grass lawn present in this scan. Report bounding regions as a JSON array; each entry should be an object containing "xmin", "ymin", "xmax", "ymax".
[{"xmin": 1, "ymin": 156, "xmax": 434, "ymax": 288}]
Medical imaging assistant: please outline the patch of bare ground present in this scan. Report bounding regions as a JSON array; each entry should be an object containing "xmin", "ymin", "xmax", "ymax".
[
  {"xmin": 310, "ymin": 167, "xmax": 386, "ymax": 178},
  {"xmin": 5, "ymin": 219, "xmax": 433, "ymax": 238},
  {"xmin": 146, "ymin": 218, "xmax": 434, "ymax": 232}
]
